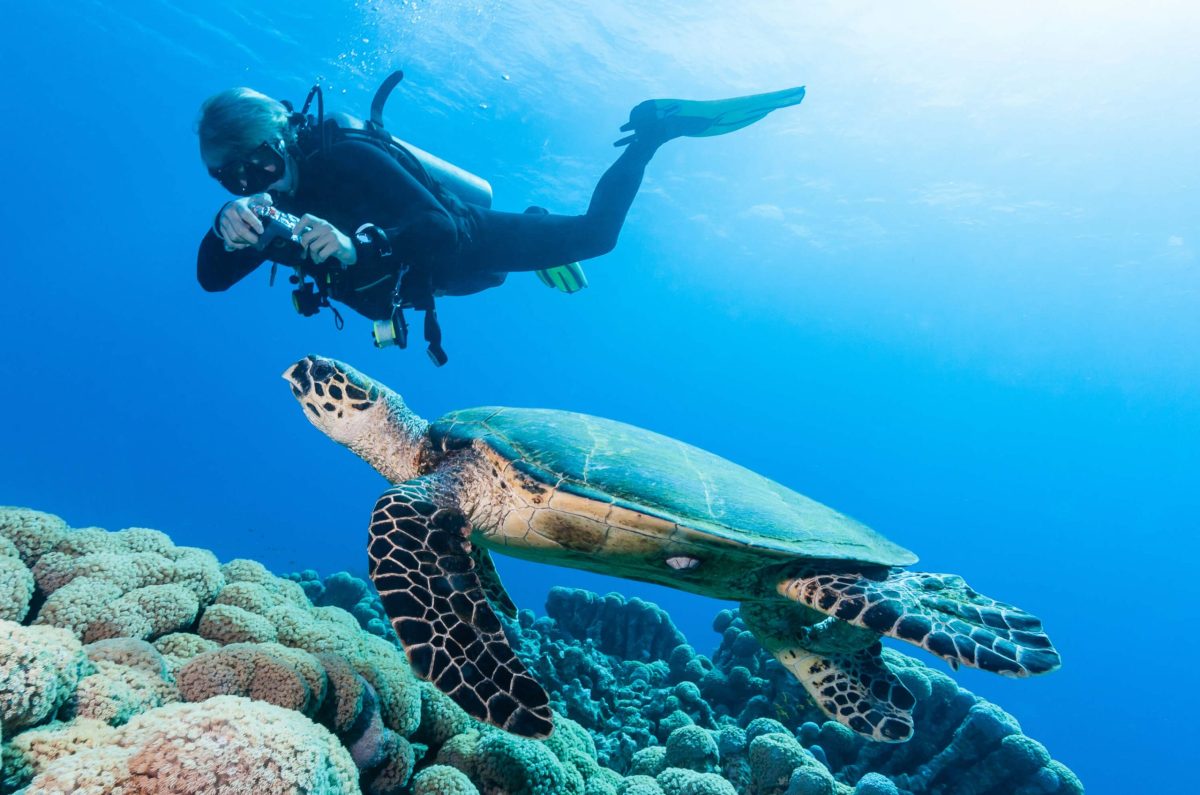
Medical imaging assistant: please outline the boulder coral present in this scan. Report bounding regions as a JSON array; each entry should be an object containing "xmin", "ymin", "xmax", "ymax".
[{"xmin": 21, "ymin": 696, "xmax": 358, "ymax": 794}]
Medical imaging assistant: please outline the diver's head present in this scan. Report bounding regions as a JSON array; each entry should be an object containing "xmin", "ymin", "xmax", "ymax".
[
  {"xmin": 197, "ymin": 87, "xmax": 297, "ymax": 196},
  {"xmin": 283, "ymin": 356, "xmax": 429, "ymax": 483}
]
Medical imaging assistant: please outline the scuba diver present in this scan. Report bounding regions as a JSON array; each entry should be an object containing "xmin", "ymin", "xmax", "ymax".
[{"xmin": 196, "ymin": 74, "xmax": 804, "ymax": 364}]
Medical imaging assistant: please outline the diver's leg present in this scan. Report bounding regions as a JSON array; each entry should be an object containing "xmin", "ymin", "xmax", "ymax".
[{"xmin": 462, "ymin": 141, "xmax": 657, "ymax": 273}]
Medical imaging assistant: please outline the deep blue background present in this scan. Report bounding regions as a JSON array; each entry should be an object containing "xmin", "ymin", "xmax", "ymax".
[{"xmin": 3, "ymin": 2, "xmax": 1198, "ymax": 792}]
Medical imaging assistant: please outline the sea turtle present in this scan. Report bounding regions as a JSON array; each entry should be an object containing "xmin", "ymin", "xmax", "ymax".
[{"xmin": 283, "ymin": 355, "xmax": 1060, "ymax": 743}]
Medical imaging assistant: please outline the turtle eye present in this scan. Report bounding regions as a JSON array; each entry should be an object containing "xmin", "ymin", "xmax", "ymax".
[{"xmin": 666, "ymin": 556, "xmax": 701, "ymax": 571}]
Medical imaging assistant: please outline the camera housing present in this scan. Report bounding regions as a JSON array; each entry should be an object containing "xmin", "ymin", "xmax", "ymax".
[{"xmin": 251, "ymin": 204, "xmax": 304, "ymax": 260}]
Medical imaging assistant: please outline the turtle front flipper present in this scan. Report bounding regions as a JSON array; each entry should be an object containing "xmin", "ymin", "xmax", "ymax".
[
  {"xmin": 778, "ymin": 568, "xmax": 1061, "ymax": 677},
  {"xmin": 742, "ymin": 602, "xmax": 915, "ymax": 742},
  {"xmin": 368, "ymin": 478, "xmax": 553, "ymax": 738}
]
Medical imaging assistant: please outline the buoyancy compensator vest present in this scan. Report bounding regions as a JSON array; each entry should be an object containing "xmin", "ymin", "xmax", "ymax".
[{"xmin": 281, "ymin": 71, "xmax": 494, "ymax": 366}]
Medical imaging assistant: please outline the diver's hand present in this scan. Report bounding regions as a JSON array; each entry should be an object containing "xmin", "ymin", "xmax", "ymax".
[
  {"xmin": 294, "ymin": 214, "xmax": 358, "ymax": 267},
  {"xmin": 216, "ymin": 193, "xmax": 269, "ymax": 249}
]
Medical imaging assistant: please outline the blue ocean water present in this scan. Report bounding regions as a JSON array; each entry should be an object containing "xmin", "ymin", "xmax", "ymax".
[{"xmin": 3, "ymin": 1, "xmax": 1197, "ymax": 791}]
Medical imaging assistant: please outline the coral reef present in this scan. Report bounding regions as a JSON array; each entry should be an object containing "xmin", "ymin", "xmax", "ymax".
[
  {"xmin": 0, "ymin": 507, "xmax": 1082, "ymax": 795},
  {"xmin": 307, "ymin": 573, "xmax": 1084, "ymax": 795}
]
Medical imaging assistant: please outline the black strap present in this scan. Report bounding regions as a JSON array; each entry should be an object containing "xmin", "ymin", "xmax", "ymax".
[{"xmin": 326, "ymin": 298, "xmax": 344, "ymax": 330}]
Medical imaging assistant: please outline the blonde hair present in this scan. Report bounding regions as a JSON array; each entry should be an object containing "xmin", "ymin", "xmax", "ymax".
[{"xmin": 196, "ymin": 87, "xmax": 295, "ymax": 168}]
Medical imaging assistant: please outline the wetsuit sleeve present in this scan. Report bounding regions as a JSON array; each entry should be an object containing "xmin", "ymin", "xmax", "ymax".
[
  {"xmin": 324, "ymin": 141, "xmax": 460, "ymax": 278},
  {"xmin": 196, "ymin": 229, "xmax": 268, "ymax": 292}
]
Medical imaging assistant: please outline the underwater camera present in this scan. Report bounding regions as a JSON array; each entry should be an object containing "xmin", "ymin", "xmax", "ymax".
[
  {"xmin": 251, "ymin": 204, "xmax": 304, "ymax": 259},
  {"xmin": 250, "ymin": 203, "xmax": 326, "ymax": 318}
]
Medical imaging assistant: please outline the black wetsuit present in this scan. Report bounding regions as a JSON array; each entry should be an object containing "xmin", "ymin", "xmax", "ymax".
[{"xmin": 197, "ymin": 137, "xmax": 656, "ymax": 320}]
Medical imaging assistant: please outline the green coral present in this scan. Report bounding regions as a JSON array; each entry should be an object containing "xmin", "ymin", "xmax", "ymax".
[
  {"xmin": 414, "ymin": 680, "xmax": 473, "ymax": 747},
  {"xmin": 31, "ymin": 532, "xmax": 224, "ymax": 608},
  {"xmin": 313, "ymin": 653, "xmax": 369, "ymax": 735},
  {"xmin": 412, "ymin": 764, "xmax": 479, "ymax": 795},
  {"xmin": 64, "ymin": 640, "xmax": 178, "ymax": 727},
  {"xmin": 84, "ymin": 639, "xmax": 170, "ymax": 679},
  {"xmin": 657, "ymin": 767, "xmax": 739, "ymax": 795},
  {"xmin": 33, "ymin": 578, "xmax": 123, "ymax": 639},
  {"xmin": 221, "ymin": 559, "xmax": 310, "ymax": 607},
  {"xmin": 340, "ymin": 629, "xmax": 421, "ymax": 736},
  {"xmin": 664, "ymin": 725, "xmax": 720, "ymax": 773},
  {"xmin": 438, "ymin": 727, "xmax": 580, "ymax": 795},
  {"xmin": 66, "ymin": 659, "xmax": 177, "ymax": 726},
  {"xmin": 618, "ymin": 776, "xmax": 666, "ymax": 795},
  {"xmin": 428, "ymin": 714, "xmax": 607, "ymax": 795},
  {"xmin": 53, "ymin": 527, "xmax": 172, "ymax": 558},
  {"xmin": 0, "ymin": 543, "xmax": 34, "ymax": 623},
  {"xmin": 363, "ymin": 730, "xmax": 416, "ymax": 795},
  {"xmin": 197, "ymin": 603, "xmax": 279, "ymax": 644},
  {"xmin": 152, "ymin": 632, "xmax": 219, "ymax": 673},
  {"xmin": 749, "ymin": 732, "xmax": 815, "ymax": 795},
  {"xmin": 33, "ymin": 551, "xmax": 167, "ymax": 596},
  {"xmin": 786, "ymin": 766, "xmax": 836, "ymax": 795},
  {"xmin": 82, "ymin": 583, "xmax": 200, "ymax": 643},
  {"xmin": 630, "ymin": 745, "xmax": 668, "ymax": 777},
  {"xmin": 0, "ymin": 620, "xmax": 89, "ymax": 730},
  {"xmin": 0, "ymin": 508, "xmax": 68, "ymax": 567}
]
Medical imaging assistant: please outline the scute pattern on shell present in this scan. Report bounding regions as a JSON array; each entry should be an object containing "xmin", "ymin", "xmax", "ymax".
[{"xmin": 430, "ymin": 407, "xmax": 918, "ymax": 566}]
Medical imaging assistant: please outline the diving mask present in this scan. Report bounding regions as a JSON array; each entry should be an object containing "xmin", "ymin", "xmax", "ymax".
[{"xmin": 208, "ymin": 140, "xmax": 286, "ymax": 196}]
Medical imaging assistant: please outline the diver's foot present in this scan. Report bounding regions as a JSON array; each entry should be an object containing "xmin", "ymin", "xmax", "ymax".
[
  {"xmin": 615, "ymin": 100, "xmax": 708, "ymax": 148},
  {"xmin": 614, "ymin": 86, "xmax": 806, "ymax": 148}
]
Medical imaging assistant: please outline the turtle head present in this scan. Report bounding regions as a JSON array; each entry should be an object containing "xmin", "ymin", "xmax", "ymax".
[{"xmin": 283, "ymin": 355, "xmax": 429, "ymax": 483}]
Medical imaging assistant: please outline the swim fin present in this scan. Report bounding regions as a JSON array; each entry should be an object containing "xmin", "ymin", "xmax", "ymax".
[
  {"xmin": 536, "ymin": 262, "xmax": 589, "ymax": 294},
  {"xmin": 615, "ymin": 85, "xmax": 806, "ymax": 147},
  {"xmin": 524, "ymin": 206, "xmax": 590, "ymax": 294}
]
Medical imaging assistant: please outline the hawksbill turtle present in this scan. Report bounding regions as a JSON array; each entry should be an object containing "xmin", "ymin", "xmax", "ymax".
[{"xmin": 283, "ymin": 355, "xmax": 1060, "ymax": 742}]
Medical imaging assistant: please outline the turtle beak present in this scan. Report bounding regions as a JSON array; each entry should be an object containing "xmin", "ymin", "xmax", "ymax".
[
  {"xmin": 282, "ymin": 354, "xmax": 341, "ymax": 400},
  {"xmin": 283, "ymin": 356, "xmax": 316, "ymax": 399}
]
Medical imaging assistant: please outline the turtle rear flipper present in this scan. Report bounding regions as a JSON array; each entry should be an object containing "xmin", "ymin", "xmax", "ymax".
[
  {"xmin": 369, "ymin": 478, "xmax": 553, "ymax": 738},
  {"xmin": 779, "ymin": 569, "xmax": 1061, "ymax": 677},
  {"xmin": 742, "ymin": 602, "xmax": 915, "ymax": 742}
]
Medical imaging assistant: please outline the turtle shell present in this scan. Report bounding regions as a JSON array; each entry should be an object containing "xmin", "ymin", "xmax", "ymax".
[{"xmin": 429, "ymin": 408, "xmax": 917, "ymax": 567}]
